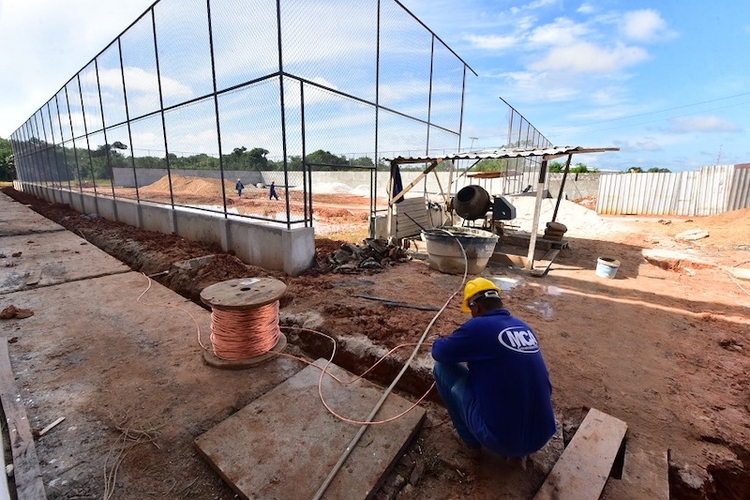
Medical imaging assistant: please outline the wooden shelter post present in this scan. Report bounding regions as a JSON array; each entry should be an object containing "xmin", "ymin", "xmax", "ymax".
[{"xmin": 526, "ymin": 159, "xmax": 548, "ymax": 269}]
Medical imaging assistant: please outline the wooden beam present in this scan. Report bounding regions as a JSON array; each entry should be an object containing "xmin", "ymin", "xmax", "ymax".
[
  {"xmin": 534, "ymin": 408, "xmax": 627, "ymax": 500},
  {"xmin": 389, "ymin": 160, "xmax": 438, "ymax": 206},
  {"xmin": 526, "ymin": 160, "xmax": 548, "ymax": 270},
  {"xmin": 0, "ymin": 339, "xmax": 46, "ymax": 499},
  {"xmin": 431, "ymin": 168, "xmax": 451, "ymax": 206}
]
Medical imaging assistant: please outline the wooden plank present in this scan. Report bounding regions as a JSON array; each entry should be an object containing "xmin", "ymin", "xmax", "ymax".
[
  {"xmin": 534, "ymin": 408, "xmax": 627, "ymax": 500},
  {"xmin": 0, "ymin": 339, "xmax": 46, "ymax": 500},
  {"xmin": 0, "ymin": 401, "xmax": 10, "ymax": 500},
  {"xmin": 530, "ymin": 249, "xmax": 560, "ymax": 277}
]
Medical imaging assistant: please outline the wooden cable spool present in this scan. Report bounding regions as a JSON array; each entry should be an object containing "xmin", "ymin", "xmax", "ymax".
[{"xmin": 199, "ymin": 277, "xmax": 287, "ymax": 370}]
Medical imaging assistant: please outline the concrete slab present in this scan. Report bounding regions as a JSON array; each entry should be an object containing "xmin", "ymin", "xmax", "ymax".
[
  {"xmin": 725, "ymin": 266, "xmax": 750, "ymax": 281},
  {"xmin": 642, "ymin": 248, "xmax": 716, "ymax": 269},
  {"xmin": 0, "ymin": 231, "xmax": 129, "ymax": 294},
  {"xmin": 0, "ymin": 192, "xmax": 65, "ymax": 236},
  {"xmin": 195, "ymin": 360, "xmax": 426, "ymax": 500},
  {"xmin": 1, "ymin": 271, "xmax": 303, "ymax": 495}
]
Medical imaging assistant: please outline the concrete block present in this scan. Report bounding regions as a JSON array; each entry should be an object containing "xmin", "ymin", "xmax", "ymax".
[
  {"xmin": 139, "ymin": 202, "xmax": 176, "ymax": 235},
  {"xmin": 282, "ymin": 226, "xmax": 315, "ymax": 276},
  {"xmin": 174, "ymin": 209, "xmax": 228, "ymax": 247},
  {"xmin": 96, "ymin": 196, "xmax": 117, "ymax": 222},
  {"xmin": 114, "ymin": 197, "xmax": 141, "ymax": 228}
]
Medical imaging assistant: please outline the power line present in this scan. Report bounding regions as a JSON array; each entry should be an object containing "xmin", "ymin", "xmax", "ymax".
[
  {"xmin": 569, "ymin": 91, "xmax": 750, "ymax": 127},
  {"xmin": 553, "ymin": 99, "xmax": 750, "ymax": 138}
]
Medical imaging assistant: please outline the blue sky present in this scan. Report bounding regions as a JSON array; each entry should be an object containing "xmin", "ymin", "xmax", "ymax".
[{"xmin": 1, "ymin": 0, "xmax": 749, "ymax": 172}]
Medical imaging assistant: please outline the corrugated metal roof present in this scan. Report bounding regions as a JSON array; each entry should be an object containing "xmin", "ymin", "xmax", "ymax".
[{"xmin": 384, "ymin": 146, "xmax": 619, "ymax": 163}]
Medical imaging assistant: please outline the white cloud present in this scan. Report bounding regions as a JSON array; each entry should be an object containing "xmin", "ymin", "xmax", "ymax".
[
  {"xmin": 121, "ymin": 67, "xmax": 192, "ymax": 100},
  {"xmin": 620, "ymin": 9, "xmax": 673, "ymax": 42},
  {"xmin": 635, "ymin": 140, "xmax": 662, "ymax": 152},
  {"xmin": 464, "ymin": 33, "xmax": 518, "ymax": 50},
  {"xmin": 523, "ymin": 0, "xmax": 558, "ymax": 10},
  {"xmin": 530, "ymin": 42, "xmax": 648, "ymax": 73},
  {"xmin": 577, "ymin": 4, "xmax": 595, "ymax": 15},
  {"xmin": 668, "ymin": 116, "xmax": 742, "ymax": 133},
  {"xmin": 528, "ymin": 17, "xmax": 590, "ymax": 46},
  {"xmin": 499, "ymin": 71, "xmax": 581, "ymax": 102}
]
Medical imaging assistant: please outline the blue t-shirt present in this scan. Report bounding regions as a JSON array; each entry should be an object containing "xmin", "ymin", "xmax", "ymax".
[{"xmin": 431, "ymin": 309, "xmax": 556, "ymax": 457}]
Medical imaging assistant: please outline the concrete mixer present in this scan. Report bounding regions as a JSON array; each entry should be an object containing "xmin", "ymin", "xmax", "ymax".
[{"xmin": 452, "ymin": 184, "xmax": 516, "ymax": 235}]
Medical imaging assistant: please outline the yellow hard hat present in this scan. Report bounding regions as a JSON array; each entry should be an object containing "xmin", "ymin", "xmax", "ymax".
[{"xmin": 461, "ymin": 277, "xmax": 501, "ymax": 313}]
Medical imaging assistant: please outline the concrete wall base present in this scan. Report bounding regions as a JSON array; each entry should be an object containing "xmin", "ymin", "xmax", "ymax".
[{"xmin": 14, "ymin": 183, "xmax": 314, "ymax": 276}]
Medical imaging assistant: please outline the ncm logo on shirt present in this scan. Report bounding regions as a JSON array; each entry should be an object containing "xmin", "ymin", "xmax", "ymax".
[{"xmin": 498, "ymin": 327, "xmax": 540, "ymax": 353}]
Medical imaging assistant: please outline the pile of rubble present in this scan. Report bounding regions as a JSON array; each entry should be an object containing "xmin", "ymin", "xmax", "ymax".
[{"xmin": 320, "ymin": 238, "xmax": 411, "ymax": 273}]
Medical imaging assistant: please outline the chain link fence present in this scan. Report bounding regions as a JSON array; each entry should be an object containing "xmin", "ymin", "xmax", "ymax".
[{"xmin": 10, "ymin": 0, "xmax": 474, "ymax": 229}]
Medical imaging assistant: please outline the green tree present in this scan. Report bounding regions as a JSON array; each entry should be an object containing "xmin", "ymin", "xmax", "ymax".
[
  {"xmin": 647, "ymin": 167, "xmax": 671, "ymax": 173},
  {"xmin": 305, "ymin": 149, "xmax": 349, "ymax": 170},
  {"xmin": 547, "ymin": 161, "xmax": 598, "ymax": 174},
  {"xmin": 628, "ymin": 167, "xmax": 643, "ymax": 173},
  {"xmin": 351, "ymin": 156, "xmax": 374, "ymax": 167},
  {"xmin": 0, "ymin": 137, "xmax": 15, "ymax": 181},
  {"xmin": 474, "ymin": 158, "xmax": 512, "ymax": 172},
  {"xmin": 246, "ymin": 147, "xmax": 269, "ymax": 170},
  {"xmin": 570, "ymin": 162, "xmax": 597, "ymax": 173},
  {"xmin": 548, "ymin": 161, "xmax": 564, "ymax": 173}
]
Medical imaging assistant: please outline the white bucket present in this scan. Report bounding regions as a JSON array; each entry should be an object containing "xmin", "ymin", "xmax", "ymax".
[{"xmin": 595, "ymin": 257, "xmax": 621, "ymax": 279}]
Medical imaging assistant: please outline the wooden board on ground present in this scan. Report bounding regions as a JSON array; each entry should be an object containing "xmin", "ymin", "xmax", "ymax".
[
  {"xmin": 195, "ymin": 359, "xmax": 426, "ymax": 500},
  {"xmin": 0, "ymin": 339, "xmax": 46, "ymax": 500},
  {"xmin": 531, "ymin": 249, "xmax": 561, "ymax": 277},
  {"xmin": 534, "ymin": 408, "xmax": 627, "ymax": 500}
]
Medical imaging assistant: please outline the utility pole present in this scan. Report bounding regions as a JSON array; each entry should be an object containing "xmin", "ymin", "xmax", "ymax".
[{"xmin": 469, "ymin": 136, "xmax": 478, "ymax": 151}]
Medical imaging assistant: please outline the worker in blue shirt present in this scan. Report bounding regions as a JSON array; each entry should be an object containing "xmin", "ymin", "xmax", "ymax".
[
  {"xmin": 235, "ymin": 179, "xmax": 244, "ymax": 198},
  {"xmin": 431, "ymin": 277, "xmax": 556, "ymax": 459}
]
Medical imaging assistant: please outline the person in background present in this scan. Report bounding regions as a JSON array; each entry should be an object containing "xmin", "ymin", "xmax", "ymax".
[
  {"xmin": 235, "ymin": 178, "xmax": 244, "ymax": 198},
  {"xmin": 269, "ymin": 180, "xmax": 279, "ymax": 200},
  {"xmin": 431, "ymin": 277, "xmax": 556, "ymax": 460}
]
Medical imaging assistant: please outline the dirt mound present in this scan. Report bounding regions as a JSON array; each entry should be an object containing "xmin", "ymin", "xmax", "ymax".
[
  {"xmin": 696, "ymin": 207, "xmax": 750, "ymax": 247},
  {"xmin": 140, "ymin": 174, "xmax": 235, "ymax": 197}
]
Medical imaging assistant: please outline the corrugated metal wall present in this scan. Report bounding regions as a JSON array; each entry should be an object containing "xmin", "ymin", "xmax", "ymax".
[
  {"xmin": 728, "ymin": 164, "xmax": 750, "ymax": 211},
  {"xmin": 596, "ymin": 165, "xmax": 750, "ymax": 216}
]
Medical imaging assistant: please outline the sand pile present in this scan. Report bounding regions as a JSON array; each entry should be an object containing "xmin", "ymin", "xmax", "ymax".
[
  {"xmin": 505, "ymin": 195, "xmax": 628, "ymax": 238},
  {"xmin": 139, "ymin": 174, "xmax": 236, "ymax": 197}
]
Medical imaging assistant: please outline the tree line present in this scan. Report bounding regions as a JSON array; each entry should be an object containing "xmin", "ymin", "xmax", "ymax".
[
  {"xmin": 6, "ymin": 138, "xmax": 388, "ymax": 182},
  {"xmin": 1, "ymin": 136, "xmax": 674, "ymax": 183}
]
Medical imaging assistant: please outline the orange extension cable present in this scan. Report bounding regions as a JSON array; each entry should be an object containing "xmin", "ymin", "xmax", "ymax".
[{"xmin": 209, "ymin": 302, "xmax": 280, "ymax": 360}]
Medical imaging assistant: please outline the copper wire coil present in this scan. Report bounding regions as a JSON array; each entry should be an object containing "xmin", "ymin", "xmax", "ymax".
[{"xmin": 209, "ymin": 301, "xmax": 280, "ymax": 360}]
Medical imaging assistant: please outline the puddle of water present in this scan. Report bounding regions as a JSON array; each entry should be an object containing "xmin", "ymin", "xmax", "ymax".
[
  {"xmin": 488, "ymin": 275, "xmax": 522, "ymax": 292},
  {"xmin": 525, "ymin": 301, "xmax": 555, "ymax": 320},
  {"xmin": 542, "ymin": 285, "xmax": 565, "ymax": 296}
]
